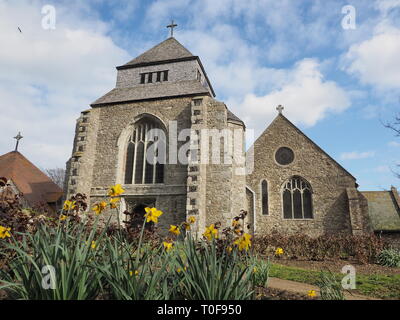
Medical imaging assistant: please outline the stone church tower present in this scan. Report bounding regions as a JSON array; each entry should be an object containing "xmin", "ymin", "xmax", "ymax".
[
  {"xmin": 65, "ymin": 37, "xmax": 246, "ymax": 233},
  {"xmin": 65, "ymin": 35, "xmax": 371, "ymax": 237}
]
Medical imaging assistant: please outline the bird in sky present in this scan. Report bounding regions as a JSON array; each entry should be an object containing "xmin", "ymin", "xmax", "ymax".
[{"xmin": 18, "ymin": 27, "xmax": 22, "ymax": 33}]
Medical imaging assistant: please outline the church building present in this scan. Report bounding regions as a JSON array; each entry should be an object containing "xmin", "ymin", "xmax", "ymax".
[{"xmin": 64, "ymin": 34, "xmax": 374, "ymax": 237}]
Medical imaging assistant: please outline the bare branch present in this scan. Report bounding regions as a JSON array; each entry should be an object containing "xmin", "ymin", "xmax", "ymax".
[{"xmin": 45, "ymin": 168, "xmax": 65, "ymax": 190}]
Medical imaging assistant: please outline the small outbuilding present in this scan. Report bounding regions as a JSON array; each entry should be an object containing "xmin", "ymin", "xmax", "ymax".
[{"xmin": 0, "ymin": 151, "xmax": 63, "ymax": 212}]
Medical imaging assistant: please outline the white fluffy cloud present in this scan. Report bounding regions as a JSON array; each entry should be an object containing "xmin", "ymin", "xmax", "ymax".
[
  {"xmin": 340, "ymin": 151, "xmax": 375, "ymax": 160},
  {"xmin": 388, "ymin": 141, "xmax": 400, "ymax": 147},
  {"xmin": 234, "ymin": 59, "xmax": 350, "ymax": 133},
  {"xmin": 343, "ymin": 0, "xmax": 400, "ymax": 90},
  {"xmin": 344, "ymin": 29, "xmax": 400, "ymax": 90},
  {"xmin": 0, "ymin": 1, "xmax": 129, "ymax": 168}
]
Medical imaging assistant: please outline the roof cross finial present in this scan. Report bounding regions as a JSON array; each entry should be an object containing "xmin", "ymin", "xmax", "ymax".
[
  {"xmin": 14, "ymin": 132, "xmax": 23, "ymax": 151},
  {"xmin": 167, "ymin": 20, "xmax": 178, "ymax": 37},
  {"xmin": 276, "ymin": 105, "xmax": 284, "ymax": 114}
]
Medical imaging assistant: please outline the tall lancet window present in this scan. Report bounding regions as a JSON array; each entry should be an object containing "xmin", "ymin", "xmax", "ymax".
[
  {"xmin": 261, "ymin": 180, "xmax": 269, "ymax": 215},
  {"xmin": 282, "ymin": 176, "xmax": 313, "ymax": 219},
  {"xmin": 124, "ymin": 117, "xmax": 166, "ymax": 185}
]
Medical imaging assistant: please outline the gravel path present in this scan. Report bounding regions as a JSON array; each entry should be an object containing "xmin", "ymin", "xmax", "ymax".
[{"xmin": 268, "ymin": 277, "xmax": 381, "ymax": 300}]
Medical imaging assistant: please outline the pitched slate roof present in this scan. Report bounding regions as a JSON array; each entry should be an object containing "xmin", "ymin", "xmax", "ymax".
[
  {"xmin": 91, "ymin": 80, "xmax": 211, "ymax": 106},
  {"xmin": 0, "ymin": 151, "xmax": 63, "ymax": 206},
  {"xmin": 122, "ymin": 37, "xmax": 194, "ymax": 68},
  {"xmin": 361, "ymin": 188, "xmax": 400, "ymax": 232},
  {"xmin": 227, "ymin": 109, "xmax": 245, "ymax": 126}
]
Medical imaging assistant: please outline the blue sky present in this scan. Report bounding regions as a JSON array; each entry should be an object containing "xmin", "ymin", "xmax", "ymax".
[{"xmin": 0, "ymin": 0, "xmax": 399, "ymax": 190}]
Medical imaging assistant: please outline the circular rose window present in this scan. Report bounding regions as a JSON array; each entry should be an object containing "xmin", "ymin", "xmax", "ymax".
[{"xmin": 275, "ymin": 147, "xmax": 294, "ymax": 165}]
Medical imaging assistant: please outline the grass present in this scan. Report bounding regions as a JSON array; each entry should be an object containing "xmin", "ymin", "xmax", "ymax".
[{"xmin": 269, "ymin": 263, "xmax": 400, "ymax": 299}]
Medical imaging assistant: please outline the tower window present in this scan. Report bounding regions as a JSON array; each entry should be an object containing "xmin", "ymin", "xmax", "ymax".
[
  {"xmin": 197, "ymin": 70, "xmax": 202, "ymax": 82},
  {"xmin": 139, "ymin": 71, "xmax": 169, "ymax": 84},
  {"xmin": 125, "ymin": 117, "xmax": 166, "ymax": 185}
]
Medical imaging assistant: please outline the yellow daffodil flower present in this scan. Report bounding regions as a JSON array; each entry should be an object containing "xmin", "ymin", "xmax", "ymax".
[
  {"xmin": 188, "ymin": 216, "xmax": 196, "ymax": 224},
  {"xmin": 169, "ymin": 225, "xmax": 180, "ymax": 236},
  {"xmin": 308, "ymin": 290, "xmax": 316, "ymax": 298},
  {"xmin": 129, "ymin": 270, "xmax": 139, "ymax": 277},
  {"xmin": 63, "ymin": 200, "xmax": 76, "ymax": 211},
  {"xmin": 253, "ymin": 267, "xmax": 258, "ymax": 273},
  {"xmin": 109, "ymin": 197, "xmax": 121, "ymax": 209},
  {"xmin": 226, "ymin": 246, "xmax": 233, "ymax": 254},
  {"xmin": 108, "ymin": 184, "xmax": 125, "ymax": 197},
  {"xmin": 234, "ymin": 233, "xmax": 252, "ymax": 251},
  {"xmin": 163, "ymin": 241, "xmax": 174, "ymax": 252},
  {"xmin": 60, "ymin": 214, "xmax": 68, "ymax": 221},
  {"xmin": 93, "ymin": 201, "xmax": 107, "ymax": 215},
  {"xmin": 203, "ymin": 224, "xmax": 219, "ymax": 240},
  {"xmin": 275, "ymin": 247, "xmax": 284, "ymax": 256},
  {"xmin": 144, "ymin": 207, "xmax": 163, "ymax": 223},
  {"xmin": 91, "ymin": 241, "xmax": 96, "ymax": 249},
  {"xmin": 0, "ymin": 226, "xmax": 11, "ymax": 239},
  {"xmin": 232, "ymin": 219, "xmax": 240, "ymax": 227}
]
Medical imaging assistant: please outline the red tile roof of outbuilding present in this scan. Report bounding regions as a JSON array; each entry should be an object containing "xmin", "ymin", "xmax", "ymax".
[{"xmin": 0, "ymin": 151, "xmax": 63, "ymax": 206}]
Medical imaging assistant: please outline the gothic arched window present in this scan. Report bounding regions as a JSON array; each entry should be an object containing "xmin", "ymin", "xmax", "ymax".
[
  {"xmin": 261, "ymin": 180, "xmax": 269, "ymax": 215},
  {"xmin": 282, "ymin": 176, "xmax": 313, "ymax": 219},
  {"xmin": 124, "ymin": 117, "xmax": 166, "ymax": 185}
]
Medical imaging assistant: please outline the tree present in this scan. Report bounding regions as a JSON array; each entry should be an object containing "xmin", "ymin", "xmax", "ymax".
[
  {"xmin": 45, "ymin": 168, "xmax": 66, "ymax": 190},
  {"xmin": 384, "ymin": 113, "xmax": 400, "ymax": 136}
]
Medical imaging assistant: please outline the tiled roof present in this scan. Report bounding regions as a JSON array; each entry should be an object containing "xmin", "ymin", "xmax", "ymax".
[
  {"xmin": 121, "ymin": 37, "xmax": 194, "ymax": 67},
  {"xmin": 227, "ymin": 109, "xmax": 244, "ymax": 125},
  {"xmin": 0, "ymin": 151, "xmax": 63, "ymax": 206},
  {"xmin": 91, "ymin": 80, "xmax": 211, "ymax": 106},
  {"xmin": 361, "ymin": 189, "xmax": 400, "ymax": 232}
]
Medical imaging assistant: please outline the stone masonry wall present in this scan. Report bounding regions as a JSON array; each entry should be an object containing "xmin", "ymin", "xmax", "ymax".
[
  {"xmin": 65, "ymin": 108, "xmax": 101, "ymax": 200},
  {"xmin": 67, "ymin": 96, "xmax": 208, "ymax": 229},
  {"xmin": 246, "ymin": 115, "xmax": 357, "ymax": 236},
  {"xmin": 184, "ymin": 97, "xmax": 246, "ymax": 235}
]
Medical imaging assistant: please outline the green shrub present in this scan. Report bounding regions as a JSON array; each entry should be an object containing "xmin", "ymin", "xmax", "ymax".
[
  {"xmin": 250, "ymin": 256, "xmax": 270, "ymax": 287},
  {"xmin": 172, "ymin": 237, "xmax": 254, "ymax": 300},
  {"xmin": 377, "ymin": 248, "xmax": 400, "ymax": 268},
  {"xmin": 0, "ymin": 219, "xmax": 106, "ymax": 300},
  {"xmin": 253, "ymin": 233, "xmax": 384, "ymax": 263},
  {"xmin": 93, "ymin": 237, "xmax": 174, "ymax": 300},
  {"xmin": 316, "ymin": 271, "xmax": 345, "ymax": 300}
]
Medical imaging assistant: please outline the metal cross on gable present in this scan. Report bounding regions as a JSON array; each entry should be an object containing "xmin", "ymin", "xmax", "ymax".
[
  {"xmin": 14, "ymin": 132, "xmax": 23, "ymax": 151},
  {"xmin": 167, "ymin": 20, "xmax": 178, "ymax": 37},
  {"xmin": 276, "ymin": 105, "xmax": 284, "ymax": 114}
]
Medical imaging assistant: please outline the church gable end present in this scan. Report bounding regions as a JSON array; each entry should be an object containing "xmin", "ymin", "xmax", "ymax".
[{"xmin": 247, "ymin": 113, "xmax": 359, "ymax": 236}]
